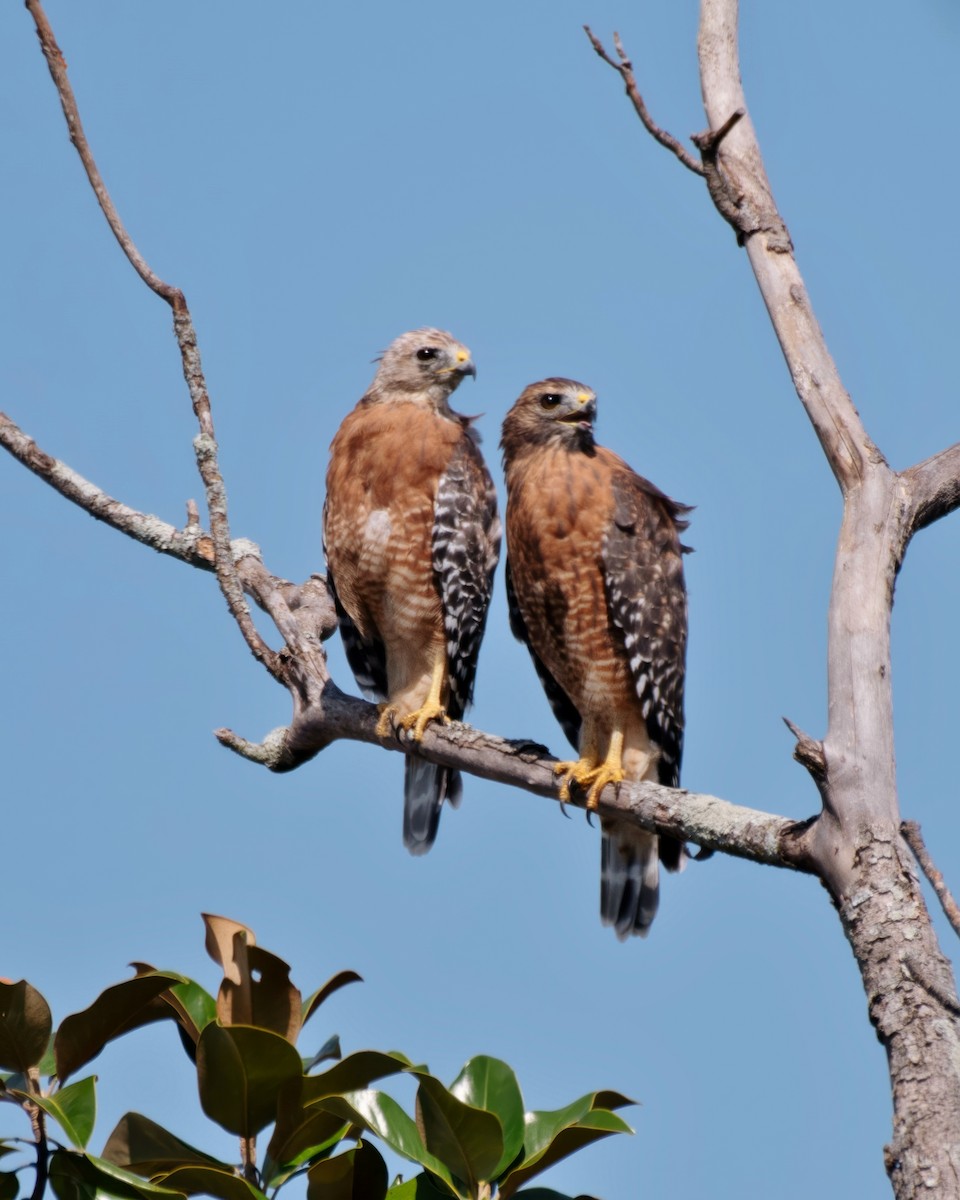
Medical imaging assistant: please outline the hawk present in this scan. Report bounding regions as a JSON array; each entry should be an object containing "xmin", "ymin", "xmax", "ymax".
[
  {"xmin": 501, "ymin": 378, "xmax": 691, "ymax": 938},
  {"xmin": 323, "ymin": 329, "xmax": 500, "ymax": 854}
]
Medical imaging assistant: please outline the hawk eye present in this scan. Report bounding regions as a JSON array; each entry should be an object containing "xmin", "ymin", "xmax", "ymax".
[
  {"xmin": 417, "ymin": 347, "xmax": 438, "ymax": 362},
  {"xmin": 539, "ymin": 393, "xmax": 563, "ymax": 409}
]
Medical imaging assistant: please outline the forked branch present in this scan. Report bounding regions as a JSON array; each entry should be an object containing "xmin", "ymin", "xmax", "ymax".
[{"xmin": 25, "ymin": 0, "xmax": 279, "ymax": 681}]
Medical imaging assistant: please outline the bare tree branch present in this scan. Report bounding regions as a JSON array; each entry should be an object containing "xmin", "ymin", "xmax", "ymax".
[
  {"xmin": 902, "ymin": 443, "xmax": 960, "ymax": 536},
  {"xmin": 24, "ymin": 0, "xmax": 280, "ymax": 682},
  {"xmin": 583, "ymin": 26, "xmax": 705, "ymax": 177},
  {"xmin": 217, "ymin": 685, "xmax": 813, "ymax": 873},
  {"xmin": 902, "ymin": 821, "xmax": 960, "ymax": 941},
  {"xmin": 0, "ymin": 411, "xmax": 336, "ymax": 668},
  {"xmin": 0, "ymin": 404, "xmax": 812, "ymax": 876},
  {"xmin": 587, "ymin": 2, "xmax": 960, "ymax": 1193}
]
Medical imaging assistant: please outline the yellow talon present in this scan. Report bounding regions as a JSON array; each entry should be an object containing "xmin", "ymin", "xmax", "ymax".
[
  {"xmin": 376, "ymin": 703, "xmax": 401, "ymax": 739},
  {"xmin": 398, "ymin": 700, "xmax": 449, "ymax": 743},
  {"xmin": 553, "ymin": 728, "xmax": 626, "ymax": 809}
]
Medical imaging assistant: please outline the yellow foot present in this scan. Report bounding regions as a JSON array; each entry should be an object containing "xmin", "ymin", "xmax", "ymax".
[
  {"xmin": 398, "ymin": 700, "xmax": 449, "ymax": 743},
  {"xmin": 376, "ymin": 703, "xmax": 401, "ymax": 739},
  {"xmin": 554, "ymin": 758, "xmax": 624, "ymax": 809}
]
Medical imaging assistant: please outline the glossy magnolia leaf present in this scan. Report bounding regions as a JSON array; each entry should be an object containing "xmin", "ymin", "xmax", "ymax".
[
  {"xmin": 449, "ymin": 1057, "xmax": 524, "ymax": 1178},
  {"xmin": 153, "ymin": 1167, "xmax": 266, "ymax": 1200},
  {"xmin": 201, "ymin": 916, "xmax": 302, "ymax": 1042},
  {"xmin": 202, "ymin": 915, "xmax": 255, "ymax": 975},
  {"xmin": 498, "ymin": 1096, "xmax": 633, "ymax": 1200},
  {"xmin": 318, "ymin": 1091, "xmax": 457, "ymax": 1196},
  {"xmin": 301, "ymin": 1051, "xmax": 413, "ymax": 1105},
  {"xmin": 19, "ymin": 1075, "xmax": 97, "ymax": 1149},
  {"xmin": 196, "ymin": 1023, "xmax": 302, "ymax": 1138},
  {"xmin": 304, "ymin": 1033, "xmax": 341, "ymax": 1073},
  {"xmin": 48, "ymin": 1150, "xmax": 183, "ymax": 1200},
  {"xmin": 511, "ymin": 1191, "xmax": 600, "ymax": 1200},
  {"xmin": 103, "ymin": 1112, "xmax": 228, "ymax": 1175},
  {"xmin": 0, "ymin": 1148, "xmax": 18, "ymax": 1161},
  {"xmin": 413, "ymin": 1071, "xmax": 504, "ymax": 1191},
  {"xmin": 0, "ymin": 1171, "xmax": 17, "ymax": 1200},
  {"xmin": 55, "ymin": 973, "xmax": 185, "ymax": 1083},
  {"xmin": 263, "ymin": 1085, "xmax": 349, "ymax": 1187},
  {"xmin": 0, "ymin": 981, "xmax": 52, "ymax": 1072},
  {"xmin": 305, "ymin": 1141, "xmax": 388, "ymax": 1200},
  {"xmin": 385, "ymin": 1175, "xmax": 452, "ymax": 1200},
  {"xmin": 301, "ymin": 972, "xmax": 363, "ymax": 1029},
  {"xmin": 165, "ymin": 981, "xmax": 218, "ymax": 1048},
  {"xmin": 219, "ymin": 946, "xmax": 301, "ymax": 1043},
  {"xmin": 201, "ymin": 916, "xmax": 256, "ymax": 1025}
]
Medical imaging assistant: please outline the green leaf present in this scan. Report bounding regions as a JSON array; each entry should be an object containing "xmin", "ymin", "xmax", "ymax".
[
  {"xmin": 26, "ymin": 1076, "xmax": 97, "ymax": 1149},
  {"xmin": 305, "ymin": 1034, "xmax": 341, "ymax": 1073},
  {"xmin": 301, "ymin": 1051, "xmax": 413, "ymax": 1105},
  {"xmin": 318, "ymin": 1091, "xmax": 457, "ymax": 1196},
  {"xmin": 0, "ymin": 1170, "xmax": 18, "ymax": 1200},
  {"xmin": 103, "ymin": 1113, "xmax": 229, "ymax": 1175},
  {"xmin": 263, "ymin": 1081, "xmax": 349, "ymax": 1187},
  {"xmin": 0, "ymin": 982, "xmax": 52, "ymax": 1072},
  {"xmin": 38, "ymin": 1035, "xmax": 57, "ymax": 1079},
  {"xmin": 166, "ymin": 982, "xmax": 217, "ymax": 1043},
  {"xmin": 511, "ymin": 1191, "xmax": 600, "ymax": 1199},
  {"xmin": 385, "ymin": 1176, "xmax": 452, "ymax": 1200},
  {"xmin": 196, "ymin": 1023, "xmax": 302, "ymax": 1138},
  {"xmin": 497, "ymin": 1092, "xmax": 634, "ymax": 1200},
  {"xmin": 413, "ymin": 1071, "xmax": 504, "ymax": 1191},
  {"xmin": 48, "ymin": 1150, "xmax": 183, "ymax": 1200},
  {"xmin": 55, "ymin": 973, "xmax": 186, "ymax": 1083},
  {"xmin": 306, "ymin": 1141, "xmax": 387, "ymax": 1200},
  {"xmin": 448, "ymin": 1057, "xmax": 524, "ymax": 1179},
  {"xmin": 153, "ymin": 1167, "xmax": 266, "ymax": 1200},
  {"xmin": 10, "ymin": 1078, "xmax": 98, "ymax": 1149},
  {"xmin": 301, "ymin": 972, "xmax": 362, "ymax": 1029}
]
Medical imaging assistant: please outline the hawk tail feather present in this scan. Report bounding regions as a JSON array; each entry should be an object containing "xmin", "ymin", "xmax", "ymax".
[
  {"xmin": 600, "ymin": 822, "xmax": 660, "ymax": 940},
  {"xmin": 403, "ymin": 757, "xmax": 461, "ymax": 855}
]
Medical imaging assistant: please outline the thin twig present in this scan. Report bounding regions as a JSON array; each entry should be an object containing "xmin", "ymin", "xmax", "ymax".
[
  {"xmin": 25, "ymin": 0, "xmax": 281, "ymax": 681},
  {"xmin": 782, "ymin": 716, "xmax": 826, "ymax": 782},
  {"xmin": 25, "ymin": 1068, "xmax": 47, "ymax": 1200},
  {"xmin": 584, "ymin": 26, "xmax": 705, "ymax": 176},
  {"xmin": 902, "ymin": 821, "xmax": 960, "ymax": 940}
]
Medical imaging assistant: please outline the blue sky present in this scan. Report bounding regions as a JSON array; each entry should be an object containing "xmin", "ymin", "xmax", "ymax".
[{"xmin": 2, "ymin": 2, "xmax": 959, "ymax": 1198}]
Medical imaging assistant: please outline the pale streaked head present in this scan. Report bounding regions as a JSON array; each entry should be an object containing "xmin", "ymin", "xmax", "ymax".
[{"xmin": 366, "ymin": 328, "xmax": 476, "ymax": 411}]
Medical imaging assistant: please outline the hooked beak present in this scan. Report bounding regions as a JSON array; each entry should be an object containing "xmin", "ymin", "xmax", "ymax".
[{"xmin": 561, "ymin": 398, "xmax": 596, "ymax": 430}]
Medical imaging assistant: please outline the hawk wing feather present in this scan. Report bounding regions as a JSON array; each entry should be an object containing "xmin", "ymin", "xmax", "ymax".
[
  {"xmin": 324, "ymin": 558, "xmax": 388, "ymax": 700},
  {"xmin": 505, "ymin": 561, "xmax": 582, "ymax": 751},
  {"xmin": 603, "ymin": 469, "xmax": 691, "ymax": 876},
  {"xmin": 602, "ymin": 468, "xmax": 690, "ymax": 789},
  {"xmin": 432, "ymin": 433, "xmax": 501, "ymax": 720}
]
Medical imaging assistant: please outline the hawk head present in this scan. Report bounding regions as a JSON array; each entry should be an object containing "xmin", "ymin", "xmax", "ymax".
[
  {"xmin": 500, "ymin": 378, "xmax": 597, "ymax": 462},
  {"xmin": 367, "ymin": 328, "xmax": 476, "ymax": 412}
]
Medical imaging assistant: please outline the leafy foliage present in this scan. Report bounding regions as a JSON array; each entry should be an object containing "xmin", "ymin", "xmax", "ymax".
[{"xmin": 0, "ymin": 918, "xmax": 632, "ymax": 1200}]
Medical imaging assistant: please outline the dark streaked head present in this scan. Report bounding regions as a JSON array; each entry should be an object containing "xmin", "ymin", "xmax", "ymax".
[
  {"xmin": 367, "ymin": 328, "xmax": 476, "ymax": 411},
  {"xmin": 500, "ymin": 377, "xmax": 597, "ymax": 463}
]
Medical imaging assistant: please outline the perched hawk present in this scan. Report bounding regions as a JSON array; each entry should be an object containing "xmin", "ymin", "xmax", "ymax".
[
  {"xmin": 501, "ymin": 378, "xmax": 691, "ymax": 938},
  {"xmin": 323, "ymin": 329, "xmax": 500, "ymax": 854}
]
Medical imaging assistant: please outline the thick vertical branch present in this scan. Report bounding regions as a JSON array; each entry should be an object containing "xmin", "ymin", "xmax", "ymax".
[
  {"xmin": 691, "ymin": 2, "xmax": 960, "ymax": 1196},
  {"xmin": 697, "ymin": 0, "xmax": 875, "ymax": 495}
]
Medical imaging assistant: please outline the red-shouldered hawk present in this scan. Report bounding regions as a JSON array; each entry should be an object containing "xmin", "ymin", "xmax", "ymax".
[
  {"xmin": 501, "ymin": 378, "xmax": 691, "ymax": 938},
  {"xmin": 323, "ymin": 329, "xmax": 500, "ymax": 854}
]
